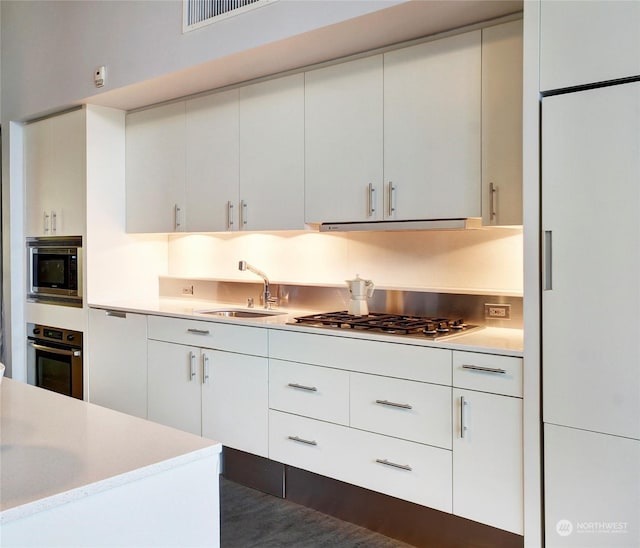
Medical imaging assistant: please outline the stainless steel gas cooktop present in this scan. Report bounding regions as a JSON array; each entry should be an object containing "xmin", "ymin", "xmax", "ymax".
[{"xmin": 291, "ymin": 311, "xmax": 481, "ymax": 340}]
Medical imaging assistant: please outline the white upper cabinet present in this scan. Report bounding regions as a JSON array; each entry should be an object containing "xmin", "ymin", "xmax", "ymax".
[
  {"xmin": 384, "ymin": 30, "xmax": 481, "ymax": 221},
  {"xmin": 304, "ymin": 55, "xmax": 384, "ymax": 224},
  {"xmin": 126, "ymin": 102, "xmax": 186, "ymax": 233},
  {"xmin": 239, "ymin": 74, "xmax": 305, "ymax": 231},
  {"xmin": 481, "ymin": 20, "xmax": 523, "ymax": 226},
  {"xmin": 185, "ymin": 90, "xmax": 240, "ymax": 232},
  {"xmin": 25, "ymin": 109, "xmax": 86, "ymax": 237},
  {"xmin": 540, "ymin": 0, "xmax": 640, "ymax": 91}
]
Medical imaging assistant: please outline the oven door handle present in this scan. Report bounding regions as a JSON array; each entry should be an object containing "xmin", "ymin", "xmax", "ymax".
[{"xmin": 29, "ymin": 342, "xmax": 81, "ymax": 357}]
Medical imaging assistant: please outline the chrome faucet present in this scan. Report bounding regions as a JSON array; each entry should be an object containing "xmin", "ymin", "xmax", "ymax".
[{"xmin": 238, "ymin": 260, "xmax": 276, "ymax": 309}]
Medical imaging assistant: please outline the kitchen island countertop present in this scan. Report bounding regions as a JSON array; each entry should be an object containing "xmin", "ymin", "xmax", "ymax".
[
  {"xmin": 89, "ymin": 297, "xmax": 523, "ymax": 357},
  {"xmin": 0, "ymin": 377, "xmax": 221, "ymax": 541}
]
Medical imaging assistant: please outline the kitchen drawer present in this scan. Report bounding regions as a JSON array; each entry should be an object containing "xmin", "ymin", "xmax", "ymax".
[
  {"xmin": 350, "ymin": 372, "xmax": 452, "ymax": 449},
  {"xmin": 269, "ymin": 359, "xmax": 349, "ymax": 425},
  {"xmin": 452, "ymin": 351, "xmax": 522, "ymax": 397},
  {"xmin": 269, "ymin": 410, "xmax": 452, "ymax": 512},
  {"xmin": 147, "ymin": 315, "xmax": 267, "ymax": 356},
  {"xmin": 269, "ymin": 330, "xmax": 451, "ymax": 385}
]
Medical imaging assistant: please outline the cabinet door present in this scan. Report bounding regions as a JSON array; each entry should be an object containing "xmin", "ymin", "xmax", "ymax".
[
  {"xmin": 384, "ymin": 31, "xmax": 481, "ymax": 220},
  {"xmin": 544, "ymin": 424, "xmax": 640, "ymax": 548},
  {"xmin": 201, "ymin": 350, "xmax": 268, "ymax": 457},
  {"xmin": 126, "ymin": 102, "xmax": 186, "ymax": 233},
  {"xmin": 185, "ymin": 90, "xmax": 240, "ymax": 232},
  {"xmin": 88, "ymin": 309, "xmax": 147, "ymax": 418},
  {"xmin": 481, "ymin": 20, "xmax": 523, "ymax": 226},
  {"xmin": 542, "ymin": 83, "xmax": 640, "ymax": 439},
  {"xmin": 304, "ymin": 55, "xmax": 383, "ymax": 224},
  {"xmin": 239, "ymin": 74, "xmax": 305, "ymax": 231},
  {"xmin": 540, "ymin": 0, "xmax": 640, "ymax": 92},
  {"xmin": 24, "ymin": 109, "xmax": 86, "ymax": 236},
  {"xmin": 452, "ymin": 389, "xmax": 523, "ymax": 534},
  {"xmin": 147, "ymin": 340, "xmax": 202, "ymax": 435}
]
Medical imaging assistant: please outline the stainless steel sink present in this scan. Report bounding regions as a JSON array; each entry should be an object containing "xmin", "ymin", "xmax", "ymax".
[{"xmin": 194, "ymin": 308, "xmax": 286, "ymax": 318}]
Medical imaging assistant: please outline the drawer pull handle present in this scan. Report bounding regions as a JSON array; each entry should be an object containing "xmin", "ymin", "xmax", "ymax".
[
  {"xmin": 287, "ymin": 383, "xmax": 318, "ymax": 392},
  {"xmin": 105, "ymin": 310, "xmax": 127, "ymax": 319},
  {"xmin": 187, "ymin": 328, "xmax": 210, "ymax": 335},
  {"xmin": 375, "ymin": 399, "xmax": 412, "ymax": 410},
  {"xmin": 462, "ymin": 364, "xmax": 507, "ymax": 375},
  {"xmin": 288, "ymin": 435, "xmax": 318, "ymax": 446},
  {"xmin": 375, "ymin": 458, "xmax": 412, "ymax": 472}
]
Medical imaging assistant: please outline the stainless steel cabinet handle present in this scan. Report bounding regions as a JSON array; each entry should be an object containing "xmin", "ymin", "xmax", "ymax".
[
  {"xmin": 461, "ymin": 364, "xmax": 507, "ymax": 375},
  {"xmin": 489, "ymin": 182, "xmax": 497, "ymax": 221},
  {"xmin": 241, "ymin": 200, "xmax": 247, "ymax": 227},
  {"xmin": 105, "ymin": 310, "xmax": 127, "ymax": 319},
  {"xmin": 43, "ymin": 211, "xmax": 50, "ymax": 234},
  {"xmin": 543, "ymin": 230, "xmax": 553, "ymax": 290},
  {"xmin": 375, "ymin": 458, "xmax": 412, "ymax": 472},
  {"xmin": 174, "ymin": 204, "xmax": 182, "ymax": 231},
  {"xmin": 51, "ymin": 210, "xmax": 57, "ymax": 234},
  {"xmin": 388, "ymin": 182, "xmax": 396, "ymax": 217},
  {"xmin": 460, "ymin": 396, "xmax": 469, "ymax": 438},
  {"xmin": 189, "ymin": 351, "xmax": 196, "ymax": 381},
  {"xmin": 288, "ymin": 435, "xmax": 317, "ymax": 446},
  {"xmin": 202, "ymin": 354, "xmax": 210, "ymax": 384},
  {"xmin": 227, "ymin": 201, "xmax": 234, "ymax": 230},
  {"xmin": 287, "ymin": 383, "xmax": 318, "ymax": 392},
  {"xmin": 368, "ymin": 183, "xmax": 376, "ymax": 217},
  {"xmin": 375, "ymin": 399, "xmax": 412, "ymax": 410},
  {"xmin": 187, "ymin": 328, "xmax": 210, "ymax": 335}
]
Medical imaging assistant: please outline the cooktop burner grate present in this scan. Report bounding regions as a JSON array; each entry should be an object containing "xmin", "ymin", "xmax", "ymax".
[{"xmin": 292, "ymin": 311, "xmax": 479, "ymax": 338}]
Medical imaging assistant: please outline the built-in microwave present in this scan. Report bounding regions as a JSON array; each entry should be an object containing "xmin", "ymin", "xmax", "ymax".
[{"xmin": 27, "ymin": 236, "xmax": 83, "ymax": 307}]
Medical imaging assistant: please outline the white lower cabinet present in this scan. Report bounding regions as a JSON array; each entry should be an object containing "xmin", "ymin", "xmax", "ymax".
[
  {"xmin": 269, "ymin": 410, "xmax": 452, "ymax": 512},
  {"xmin": 87, "ymin": 308, "xmax": 148, "ymax": 418},
  {"xmin": 452, "ymin": 350, "xmax": 523, "ymax": 535},
  {"xmin": 147, "ymin": 316, "xmax": 269, "ymax": 456}
]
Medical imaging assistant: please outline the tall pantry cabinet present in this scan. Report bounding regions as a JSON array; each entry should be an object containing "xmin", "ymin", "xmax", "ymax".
[{"xmin": 540, "ymin": 3, "xmax": 640, "ymax": 546}]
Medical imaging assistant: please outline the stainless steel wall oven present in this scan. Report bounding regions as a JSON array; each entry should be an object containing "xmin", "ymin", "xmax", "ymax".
[
  {"xmin": 26, "ymin": 235, "xmax": 82, "ymax": 307},
  {"xmin": 27, "ymin": 324, "xmax": 83, "ymax": 399}
]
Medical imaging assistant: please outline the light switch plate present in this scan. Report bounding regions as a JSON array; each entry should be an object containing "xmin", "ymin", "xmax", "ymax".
[{"xmin": 484, "ymin": 303, "xmax": 511, "ymax": 320}]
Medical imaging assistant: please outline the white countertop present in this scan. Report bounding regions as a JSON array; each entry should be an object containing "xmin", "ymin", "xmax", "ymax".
[
  {"xmin": 0, "ymin": 378, "xmax": 221, "ymax": 523},
  {"xmin": 90, "ymin": 297, "xmax": 523, "ymax": 356}
]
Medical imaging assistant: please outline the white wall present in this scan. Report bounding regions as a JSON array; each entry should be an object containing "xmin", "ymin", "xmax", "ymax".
[{"xmin": 168, "ymin": 228, "xmax": 523, "ymax": 295}]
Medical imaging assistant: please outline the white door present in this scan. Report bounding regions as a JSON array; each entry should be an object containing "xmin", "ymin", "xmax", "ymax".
[
  {"xmin": 540, "ymin": 0, "xmax": 640, "ymax": 92},
  {"xmin": 481, "ymin": 20, "xmax": 523, "ymax": 226},
  {"xmin": 544, "ymin": 424, "xmax": 640, "ymax": 547},
  {"xmin": 147, "ymin": 340, "xmax": 202, "ymax": 435},
  {"xmin": 88, "ymin": 309, "xmax": 147, "ymax": 419},
  {"xmin": 24, "ymin": 109, "xmax": 86, "ymax": 236},
  {"xmin": 452, "ymin": 389, "xmax": 523, "ymax": 534},
  {"xmin": 542, "ymin": 82, "xmax": 640, "ymax": 440},
  {"xmin": 201, "ymin": 350, "xmax": 268, "ymax": 457},
  {"xmin": 239, "ymin": 74, "xmax": 305, "ymax": 231},
  {"xmin": 384, "ymin": 31, "xmax": 481, "ymax": 220},
  {"xmin": 304, "ymin": 55, "xmax": 383, "ymax": 224},
  {"xmin": 185, "ymin": 90, "xmax": 240, "ymax": 232},
  {"xmin": 126, "ymin": 102, "xmax": 186, "ymax": 233}
]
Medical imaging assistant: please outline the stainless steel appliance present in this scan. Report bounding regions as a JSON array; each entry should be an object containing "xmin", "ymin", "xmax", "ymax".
[
  {"xmin": 292, "ymin": 311, "xmax": 480, "ymax": 340},
  {"xmin": 27, "ymin": 324, "xmax": 83, "ymax": 399},
  {"xmin": 27, "ymin": 235, "xmax": 82, "ymax": 307}
]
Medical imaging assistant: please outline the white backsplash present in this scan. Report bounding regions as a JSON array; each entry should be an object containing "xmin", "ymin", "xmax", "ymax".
[{"xmin": 167, "ymin": 227, "xmax": 523, "ymax": 295}]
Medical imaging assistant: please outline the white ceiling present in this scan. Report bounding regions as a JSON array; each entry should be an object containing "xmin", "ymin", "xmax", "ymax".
[{"xmin": 86, "ymin": 0, "xmax": 522, "ymax": 112}]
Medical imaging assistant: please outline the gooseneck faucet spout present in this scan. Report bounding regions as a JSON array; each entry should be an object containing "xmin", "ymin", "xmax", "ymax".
[{"xmin": 238, "ymin": 260, "xmax": 273, "ymax": 309}]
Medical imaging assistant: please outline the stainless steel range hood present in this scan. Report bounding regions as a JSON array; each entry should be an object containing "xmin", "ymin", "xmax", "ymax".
[{"xmin": 318, "ymin": 218, "xmax": 482, "ymax": 232}]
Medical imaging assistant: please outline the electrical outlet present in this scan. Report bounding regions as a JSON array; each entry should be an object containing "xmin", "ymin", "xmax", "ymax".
[
  {"xmin": 484, "ymin": 303, "xmax": 511, "ymax": 320},
  {"xmin": 181, "ymin": 285, "xmax": 194, "ymax": 296}
]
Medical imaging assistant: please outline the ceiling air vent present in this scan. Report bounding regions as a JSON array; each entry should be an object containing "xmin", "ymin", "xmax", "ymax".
[{"xmin": 183, "ymin": 0, "xmax": 278, "ymax": 32}]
